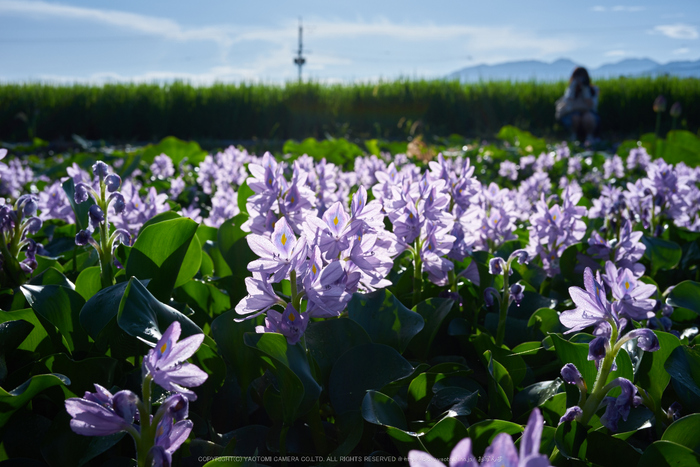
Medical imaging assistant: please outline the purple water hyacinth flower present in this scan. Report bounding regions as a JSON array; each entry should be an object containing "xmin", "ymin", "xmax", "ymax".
[
  {"xmin": 93, "ymin": 161, "xmax": 110, "ymax": 180},
  {"xmin": 88, "ymin": 204, "xmax": 105, "ymax": 229},
  {"xmin": 600, "ymin": 378, "xmax": 642, "ymax": 432},
  {"xmin": 420, "ymin": 221, "xmax": 456, "ymax": 286},
  {"xmin": 235, "ymin": 272, "xmax": 286, "ymax": 320},
  {"xmin": 74, "ymin": 182, "xmax": 92, "ymax": 204},
  {"xmin": 247, "ymin": 217, "xmax": 308, "ymax": 283},
  {"xmin": 603, "ymin": 261, "xmax": 655, "ymax": 321},
  {"xmin": 510, "ymin": 283, "xmax": 525, "ymax": 306},
  {"xmin": 150, "ymin": 154, "xmax": 175, "ymax": 179},
  {"xmin": 65, "ymin": 385, "xmax": 139, "ymax": 436},
  {"xmin": 143, "ymin": 322, "xmax": 208, "ymax": 401},
  {"xmin": 623, "ymin": 328, "xmax": 660, "ymax": 352},
  {"xmin": 304, "ymin": 200, "xmax": 357, "ymax": 259},
  {"xmin": 37, "ymin": 180, "xmax": 74, "ymax": 223},
  {"xmin": 150, "ymin": 416, "xmax": 193, "ymax": 467},
  {"xmin": 75, "ymin": 230, "xmax": 93, "ymax": 247},
  {"xmin": 256, "ymin": 303, "xmax": 309, "ymax": 345},
  {"xmin": 561, "ymin": 363, "xmax": 585, "ymax": 389},
  {"xmin": 559, "ymin": 406, "xmax": 583, "ymax": 424},
  {"xmin": 560, "ymin": 268, "xmax": 615, "ymax": 334},
  {"xmin": 587, "ymin": 336, "xmax": 608, "ymax": 364},
  {"xmin": 489, "ymin": 257, "xmax": 506, "ymax": 275},
  {"xmin": 627, "ymin": 147, "xmax": 651, "ymax": 171},
  {"xmin": 105, "ymin": 174, "xmax": 121, "ymax": 192},
  {"xmin": 408, "ymin": 408, "xmax": 549, "ymax": 467},
  {"xmin": 110, "ymin": 192, "xmax": 126, "ymax": 214}
]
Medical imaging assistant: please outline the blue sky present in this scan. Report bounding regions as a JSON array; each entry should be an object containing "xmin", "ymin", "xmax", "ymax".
[{"xmin": 0, "ymin": 0, "xmax": 698, "ymax": 84}]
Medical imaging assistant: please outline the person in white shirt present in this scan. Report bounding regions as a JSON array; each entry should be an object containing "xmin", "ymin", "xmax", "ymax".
[{"xmin": 555, "ymin": 67, "xmax": 600, "ymax": 144}]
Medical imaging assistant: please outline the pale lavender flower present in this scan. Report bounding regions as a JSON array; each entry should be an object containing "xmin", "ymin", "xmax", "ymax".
[
  {"xmin": 142, "ymin": 321, "xmax": 208, "ymax": 401},
  {"xmin": 37, "ymin": 181, "xmax": 74, "ymax": 223},
  {"xmin": 603, "ymin": 261, "xmax": 656, "ymax": 321},
  {"xmin": 150, "ymin": 154, "xmax": 175, "ymax": 179},
  {"xmin": 65, "ymin": 385, "xmax": 139, "ymax": 436},
  {"xmin": 256, "ymin": 303, "xmax": 309, "ymax": 345},
  {"xmin": 603, "ymin": 155, "xmax": 625, "ymax": 180},
  {"xmin": 627, "ymin": 147, "xmax": 651, "ymax": 171},
  {"xmin": 560, "ymin": 267, "xmax": 614, "ymax": 334},
  {"xmin": 235, "ymin": 272, "xmax": 286, "ymax": 320},
  {"xmin": 498, "ymin": 160, "xmax": 519, "ymax": 180},
  {"xmin": 247, "ymin": 217, "xmax": 307, "ymax": 283}
]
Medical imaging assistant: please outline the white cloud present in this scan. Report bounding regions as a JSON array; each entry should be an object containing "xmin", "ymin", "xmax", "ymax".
[
  {"xmin": 653, "ymin": 24, "xmax": 699, "ymax": 39},
  {"xmin": 673, "ymin": 47, "xmax": 690, "ymax": 55},
  {"xmin": 605, "ymin": 50, "xmax": 626, "ymax": 57}
]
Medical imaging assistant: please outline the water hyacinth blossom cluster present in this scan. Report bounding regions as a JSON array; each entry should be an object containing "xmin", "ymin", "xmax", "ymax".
[
  {"xmin": 0, "ymin": 194, "xmax": 43, "ymax": 286},
  {"xmin": 73, "ymin": 161, "xmax": 131, "ymax": 288},
  {"xmin": 65, "ymin": 322, "xmax": 207, "ymax": 467},
  {"xmin": 558, "ymin": 264, "xmax": 661, "ymax": 430}
]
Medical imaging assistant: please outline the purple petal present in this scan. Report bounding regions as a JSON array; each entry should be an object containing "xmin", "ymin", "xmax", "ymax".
[
  {"xmin": 519, "ymin": 408, "xmax": 544, "ymax": 460},
  {"xmin": 481, "ymin": 432, "xmax": 518, "ymax": 467},
  {"xmin": 159, "ymin": 333, "xmax": 205, "ymax": 369},
  {"xmin": 407, "ymin": 450, "xmax": 444, "ymax": 467},
  {"xmin": 449, "ymin": 438, "xmax": 478, "ymax": 467}
]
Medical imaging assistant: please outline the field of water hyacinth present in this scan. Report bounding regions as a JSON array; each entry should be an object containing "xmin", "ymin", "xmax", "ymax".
[{"xmin": 1, "ymin": 127, "xmax": 700, "ymax": 467}]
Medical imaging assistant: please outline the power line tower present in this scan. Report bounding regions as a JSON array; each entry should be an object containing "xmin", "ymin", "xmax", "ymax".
[{"xmin": 293, "ymin": 18, "xmax": 306, "ymax": 82}]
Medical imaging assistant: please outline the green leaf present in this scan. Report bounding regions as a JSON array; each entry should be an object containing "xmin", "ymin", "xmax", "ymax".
[
  {"xmin": 361, "ymin": 390, "xmax": 408, "ymax": 430},
  {"xmin": 0, "ymin": 373, "xmax": 70, "ymax": 427},
  {"xmin": 664, "ymin": 345, "xmax": 700, "ymax": 412},
  {"xmin": 406, "ymin": 363, "xmax": 472, "ymax": 420},
  {"xmin": 422, "ymin": 417, "xmax": 470, "ymax": 460},
  {"xmin": 244, "ymin": 332, "xmax": 321, "ymax": 424},
  {"xmin": 79, "ymin": 280, "xmax": 129, "ymax": 339},
  {"xmin": 586, "ymin": 429, "xmax": 641, "ymax": 466},
  {"xmin": 641, "ymin": 235, "xmax": 682, "ymax": 275},
  {"xmin": 0, "ymin": 309, "xmax": 52, "ymax": 358},
  {"xmin": 348, "ymin": 289, "xmax": 424, "ymax": 353},
  {"xmin": 237, "ymin": 181, "xmax": 254, "ymax": 215},
  {"xmin": 329, "ymin": 343, "xmax": 414, "ymax": 415},
  {"xmin": 25, "ymin": 354, "xmax": 119, "ymax": 398},
  {"xmin": 126, "ymin": 217, "xmax": 200, "ymax": 301},
  {"xmin": 638, "ymin": 440, "xmax": 700, "ymax": 467},
  {"xmin": 0, "ymin": 320, "xmax": 34, "ymax": 355},
  {"xmin": 496, "ymin": 125, "xmax": 546, "ymax": 155},
  {"xmin": 175, "ymin": 279, "xmax": 230, "ymax": 318},
  {"xmin": 75, "ymin": 266, "xmax": 102, "ymax": 301},
  {"xmin": 140, "ymin": 136, "xmax": 208, "ymax": 166},
  {"xmin": 305, "ymin": 318, "xmax": 371, "ymax": 387},
  {"xmin": 218, "ymin": 215, "xmax": 257, "ymax": 279},
  {"xmin": 661, "ymin": 130, "xmax": 700, "ymax": 167},
  {"xmin": 636, "ymin": 331, "xmax": 680, "ymax": 405},
  {"xmin": 667, "ymin": 281, "xmax": 700, "ymax": 316},
  {"xmin": 484, "ymin": 350, "xmax": 513, "ymax": 420},
  {"xmin": 408, "ymin": 298, "xmax": 454, "ymax": 359},
  {"xmin": 117, "ymin": 277, "xmax": 205, "ymax": 346},
  {"xmin": 662, "ymin": 414, "xmax": 700, "ymax": 454},
  {"xmin": 466, "ymin": 419, "xmax": 523, "ymax": 457},
  {"xmin": 20, "ymin": 284, "xmax": 88, "ymax": 354},
  {"xmin": 555, "ymin": 420, "xmax": 588, "ymax": 460},
  {"xmin": 527, "ymin": 308, "xmax": 565, "ymax": 337}
]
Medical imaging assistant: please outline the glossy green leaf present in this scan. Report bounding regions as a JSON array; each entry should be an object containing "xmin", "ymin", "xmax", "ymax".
[
  {"xmin": 117, "ymin": 277, "xmax": 205, "ymax": 346},
  {"xmin": 527, "ymin": 308, "xmax": 565, "ymax": 337},
  {"xmin": 0, "ymin": 320, "xmax": 34, "ymax": 355},
  {"xmin": 422, "ymin": 417, "xmax": 470, "ymax": 460},
  {"xmin": 329, "ymin": 343, "xmax": 414, "ymax": 415},
  {"xmin": 305, "ymin": 318, "xmax": 372, "ymax": 386},
  {"xmin": 0, "ymin": 309, "xmax": 52, "ymax": 359},
  {"xmin": 175, "ymin": 279, "xmax": 230, "ymax": 318},
  {"xmin": 361, "ymin": 390, "xmax": 408, "ymax": 430},
  {"xmin": 467, "ymin": 419, "xmax": 523, "ymax": 457},
  {"xmin": 348, "ymin": 289, "xmax": 424, "ymax": 353},
  {"xmin": 661, "ymin": 414, "xmax": 700, "ymax": 454},
  {"xmin": 636, "ymin": 330, "xmax": 680, "ymax": 404},
  {"xmin": 20, "ymin": 284, "xmax": 88, "ymax": 354},
  {"xmin": 218, "ymin": 214, "xmax": 256, "ymax": 279},
  {"xmin": 125, "ymin": 217, "xmax": 199, "ymax": 302},
  {"xmin": 79, "ymin": 280, "xmax": 129, "ymax": 340},
  {"xmin": 586, "ymin": 429, "xmax": 641, "ymax": 466},
  {"xmin": 25, "ymin": 354, "xmax": 119, "ymax": 398},
  {"xmin": 408, "ymin": 298, "xmax": 454, "ymax": 359},
  {"xmin": 140, "ymin": 136, "xmax": 208, "ymax": 165},
  {"xmin": 484, "ymin": 350, "xmax": 513, "ymax": 420},
  {"xmin": 74, "ymin": 266, "xmax": 102, "ymax": 301},
  {"xmin": 555, "ymin": 420, "xmax": 588, "ymax": 460},
  {"xmin": 664, "ymin": 345, "xmax": 700, "ymax": 412},
  {"xmin": 237, "ymin": 181, "xmax": 255, "ymax": 215},
  {"xmin": 638, "ymin": 440, "xmax": 700, "ymax": 467},
  {"xmin": 642, "ymin": 235, "xmax": 682, "ymax": 275},
  {"xmin": 244, "ymin": 332, "xmax": 321, "ymax": 424},
  {"xmin": 667, "ymin": 281, "xmax": 700, "ymax": 316},
  {"xmin": 0, "ymin": 373, "xmax": 70, "ymax": 428}
]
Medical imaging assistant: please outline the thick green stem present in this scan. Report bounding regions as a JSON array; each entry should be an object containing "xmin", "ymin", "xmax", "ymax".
[
  {"xmin": 98, "ymin": 222, "xmax": 114, "ymax": 288},
  {"xmin": 495, "ymin": 266, "xmax": 510, "ymax": 347},
  {"xmin": 307, "ymin": 402, "xmax": 327, "ymax": 456},
  {"xmin": 579, "ymin": 325, "xmax": 619, "ymax": 426},
  {"xmin": 136, "ymin": 374, "xmax": 154, "ymax": 467},
  {"xmin": 279, "ymin": 424, "xmax": 290, "ymax": 467},
  {"xmin": 413, "ymin": 242, "xmax": 423, "ymax": 306}
]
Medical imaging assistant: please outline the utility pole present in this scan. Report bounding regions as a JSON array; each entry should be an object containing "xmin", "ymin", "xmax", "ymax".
[{"xmin": 293, "ymin": 18, "xmax": 306, "ymax": 83}]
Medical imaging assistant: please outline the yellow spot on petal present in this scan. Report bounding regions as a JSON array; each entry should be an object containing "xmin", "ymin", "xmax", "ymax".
[
  {"xmin": 358, "ymin": 235, "xmax": 362, "ymax": 242},
  {"xmin": 268, "ymin": 178, "xmax": 272, "ymax": 185},
  {"xmin": 553, "ymin": 215, "xmax": 557, "ymax": 220},
  {"xmin": 494, "ymin": 218, "xmax": 499, "ymax": 224},
  {"xmin": 625, "ymin": 281, "xmax": 629, "ymax": 289},
  {"xmin": 160, "ymin": 342, "xmax": 167, "ymax": 354},
  {"xmin": 281, "ymin": 233, "xmax": 287, "ymax": 245},
  {"xmin": 289, "ymin": 312, "xmax": 296, "ymax": 322},
  {"xmin": 312, "ymin": 264, "xmax": 317, "ymax": 274},
  {"xmin": 409, "ymin": 213, "xmax": 414, "ymax": 219},
  {"xmin": 333, "ymin": 216, "xmax": 339, "ymax": 226},
  {"xmin": 428, "ymin": 244, "xmax": 432, "ymax": 250},
  {"xmin": 291, "ymin": 196, "xmax": 295, "ymax": 203}
]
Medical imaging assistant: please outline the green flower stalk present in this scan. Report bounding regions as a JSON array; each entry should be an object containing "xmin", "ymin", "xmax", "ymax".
[{"xmin": 73, "ymin": 161, "xmax": 130, "ymax": 288}]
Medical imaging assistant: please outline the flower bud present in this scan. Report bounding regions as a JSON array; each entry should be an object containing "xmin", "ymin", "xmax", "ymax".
[
  {"xmin": 74, "ymin": 183, "xmax": 90, "ymax": 204},
  {"xmin": 653, "ymin": 95, "xmax": 667, "ymax": 113},
  {"xmin": 669, "ymin": 102, "xmax": 682, "ymax": 118},
  {"xmin": 588, "ymin": 336, "xmax": 608, "ymax": 362},
  {"xmin": 75, "ymin": 230, "xmax": 91, "ymax": 246},
  {"xmin": 509, "ymin": 283, "xmax": 525, "ymax": 306},
  {"xmin": 109, "ymin": 192, "xmax": 126, "ymax": 214},
  {"xmin": 488, "ymin": 257, "xmax": 506, "ymax": 275},
  {"xmin": 626, "ymin": 329, "xmax": 660, "ymax": 352},
  {"xmin": 92, "ymin": 161, "xmax": 109, "ymax": 180},
  {"xmin": 105, "ymin": 174, "xmax": 121, "ymax": 192},
  {"xmin": 561, "ymin": 363, "xmax": 585, "ymax": 388},
  {"xmin": 88, "ymin": 204, "xmax": 105, "ymax": 229},
  {"xmin": 559, "ymin": 406, "xmax": 582, "ymax": 425}
]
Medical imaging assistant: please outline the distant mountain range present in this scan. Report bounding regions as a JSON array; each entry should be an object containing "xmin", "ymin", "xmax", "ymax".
[{"xmin": 447, "ymin": 58, "xmax": 700, "ymax": 82}]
